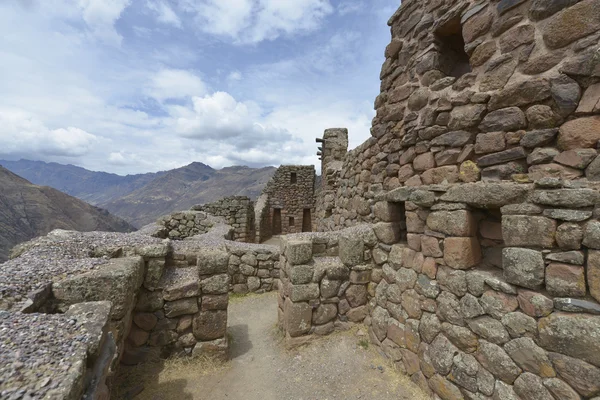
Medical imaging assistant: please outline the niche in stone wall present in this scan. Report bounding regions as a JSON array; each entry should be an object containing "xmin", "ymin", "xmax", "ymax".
[
  {"xmin": 475, "ymin": 208, "xmax": 505, "ymax": 270},
  {"xmin": 386, "ymin": 201, "xmax": 408, "ymax": 242},
  {"xmin": 435, "ymin": 16, "xmax": 472, "ymax": 79},
  {"xmin": 290, "ymin": 172, "xmax": 297, "ymax": 184}
]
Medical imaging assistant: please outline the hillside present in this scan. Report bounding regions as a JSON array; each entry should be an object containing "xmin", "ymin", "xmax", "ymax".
[
  {"xmin": 102, "ymin": 163, "xmax": 276, "ymax": 227},
  {"xmin": 1, "ymin": 160, "xmax": 277, "ymax": 228},
  {"xmin": 0, "ymin": 166, "xmax": 135, "ymax": 262},
  {"xmin": 0, "ymin": 159, "xmax": 164, "ymax": 205}
]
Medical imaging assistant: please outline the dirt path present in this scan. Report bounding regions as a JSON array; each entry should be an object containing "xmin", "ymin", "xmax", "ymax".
[{"xmin": 117, "ymin": 293, "xmax": 427, "ymax": 400}]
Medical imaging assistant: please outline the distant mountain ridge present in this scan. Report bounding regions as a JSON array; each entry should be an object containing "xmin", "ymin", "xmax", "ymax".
[
  {"xmin": 0, "ymin": 159, "xmax": 166, "ymax": 205},
  {"xmin": 1, "ymin": 160, "xmax": 277, "ymax": 228},
  {"xmin": 0, "ymin": 166, "xmax": 135, "ymax": 262}
]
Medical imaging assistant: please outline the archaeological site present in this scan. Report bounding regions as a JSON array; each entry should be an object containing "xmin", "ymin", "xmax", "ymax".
[{"xmin": 2, "ymin": 0, "xmax": 600, "ymax": 399}]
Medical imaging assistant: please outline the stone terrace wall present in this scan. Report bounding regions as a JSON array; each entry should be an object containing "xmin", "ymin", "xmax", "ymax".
[
  {"xmin": 278, "ymin": 226, "xmax": 377, "ymax": 345},
  {"xmin": 155, "ymin": 210, "xmax": 224, "ymax": 240},
  {"xmin": 193, "ymin": 196, "xmax": 256, "ymax": 243},
  {"xmin": 0, "ymin": 216, "xmax": 280, "ymax": 399},
  {"xmin": 318, "ymin": 0, "xmax": 600, "ymax": 231},
  {"xmin": 284, "ymin": 180, "xmax": 600, "ymax": 399},
  {"xmin": 258, "ymin": 165, "xmax": 316, "ymax": 239}
]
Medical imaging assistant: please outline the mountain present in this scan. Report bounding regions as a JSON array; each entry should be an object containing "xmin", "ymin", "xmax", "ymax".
[
  {"xmin": 1, "ymin": 160, "xmax": 277, "ymax": 229},
  {"xmin": 0, "ymin": 159, "xmax": 165, "ymax": 205},
  {"xmin": 0, "ymin": 166, "xmax": 135, "ymax": 262},
  {"xmin": 102, "ymin": 163, "xmax": 276, "ymax": 227}
]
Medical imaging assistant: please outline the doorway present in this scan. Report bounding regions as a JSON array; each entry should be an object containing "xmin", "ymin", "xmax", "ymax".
[
  {"xmin": 272, "ymin": 208, "xmax": 282, "ymax": 235},
  {"xmin": 302, "ymin": 209, "xmax": 312, "ymax": 232}
]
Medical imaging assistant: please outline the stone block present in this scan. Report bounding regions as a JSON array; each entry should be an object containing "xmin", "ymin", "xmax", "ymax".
[
  {"xmin": 428, "ymin": 374, "xmax": 464, "ymax": 400},
  {"xmin": 136, "ymin": 290, "xmax": 164, "ymax": 312},
  {"xmin": 505, "ymin": 337, "xmax": 555, "ymax": 378},
  {"xmin": 476, "ymin": 340, "xmax": 522, "ymax": 384},
  {"xmin": 548, "ymin": 352, "xmax": 600, "ymax": 397},
  {"xmin": 427, "ymin": 210, "xmax": 476, "ymax": 237},
  {"xmin": 53, "ymin": 257, "xmax": 145, "ymax": 320},
  {"xmin": 345, "ymin": 284, "xmax": 368, "ymax": 307},
  {"xmin": 503, "ymin": 248, "xmax": 545, "ymax": 289},
  {"xmin": 162, "ymin": 268, "xmax": 200, "ymax": 301},
  {"xmin": 539, "ymin": 313, "xmax": 600, "ymax": 367},
  {"xmin": 192, "ymin": 337, "xmax": 229, "ymax": 361},
  {"xmin": 144, "ymin": 259, "xmax": 165, "ymax": 290},
  {"xmin": 134, "ymin": 313, "xmax": 158, "ymax": 331},
  {"xmin": 502, "ymin": 216, "xmax": 556, "ymax": 248},
  {"xmin": 201, "ymin": 294, "xmax": 228, "ymax": 311},
  {"xmin": 289, "ymin": 283, "xmax": 320, "ymax": 302},
  {"xmin": 312, "ymin": 304, "xmax": 337, "ymax": 325},
  {"xmin": 589, "ymin": 250, "xmax": 600, "ymax": 303},
  {"xmin": 443, "ymin": 237, "xmax": 482, "ymax": 270},
  {"xmin": 583, "ymin": 221, "xmax": 600, "ymax": 249},
  {"xmin": 284, "ymin": 299, "xmax": 313, "ymax": 337},
  {"xmin": 556, "ymin": 223, "xmax": 584, "ymax": 250},
  {"xmin": 165, "ymin": 298, "xmax": 198, "ymax": 318},
  {"xmin": 284, "ymin": 238, "xmax": 314, "ymax": 265},
  {"xmin": 468, "ymin": 316, "xmax": 510, "ymax": 345},
  {"xmin": 193, "ymin": 310, "xmax": 227, "ymax": 341},
  {"xmin": 197, "ymin": 247, "xmax": 230, "ymax": 275},
  {"xmin": 546, "ymin": 263, "xmax": 587, "ymax": 297},
  {"xmin": 558, "ymin": 117, "xmax": 600, "ymax": 150},
  {"xmin": 202, "ymin": 274, "xmax": 231, "ymax": 295},
  {"xmin": 373, "ymin": 222, "xmax": 403, "ymax": 245},
  {"xmin": 542, "ymin": 0, "xmax": 600, "ymax": 49},
  {"xmin": 289, "ymin": 264, "xmax": 314, "ymax": 285},
  {"xmin": 339, "ymin": 235, "xmax": 364, "ymax": 266}
]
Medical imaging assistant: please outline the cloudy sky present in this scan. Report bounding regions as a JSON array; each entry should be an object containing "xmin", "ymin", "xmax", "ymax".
[{"xmin": 0, "ymin": 0, "xmax": 399, "ymax": 175}]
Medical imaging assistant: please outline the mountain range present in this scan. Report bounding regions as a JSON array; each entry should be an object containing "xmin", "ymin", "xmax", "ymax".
[
  {"xmin": 0, "ymin": 166, "xmax": 135, "ymax": 262},
  {"xmin": 1, "ymin": 160, "xmax": 277, "ymax": 228}
]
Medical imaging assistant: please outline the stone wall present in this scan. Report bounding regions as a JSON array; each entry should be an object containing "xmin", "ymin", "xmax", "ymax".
[
  {"xmin": 315, "ymin": 129, "xmax": 349, "ymax": 232},
  {"xmin": 155, "ymin": 210, "xmax": 223, "ymax": 240},
  {"xmin": 0, "ymin": 213, "xmax": 280, "ymax": 399},
  {"xmin": 278, "ymin": 226, "xmax": 377, "ymax": 345},
  {"xmin": 193, "ymin": 196, "xmax": 255, "ymax": 243},
  {"xmin": 317, "ymin": 0, "xmax": 600, "ymax": 231},
  {"xmin": 256, "ymin": 165, "xmax": 316, "ymax": 241},
  {"xmin": 296, "ymin": 180, "xmax": 600, "ymax": 399}
]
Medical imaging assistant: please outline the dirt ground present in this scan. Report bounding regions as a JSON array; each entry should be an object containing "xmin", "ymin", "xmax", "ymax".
[{"xmin": 114, "ymin": 292, "xmax": 428, "ymax": 400}]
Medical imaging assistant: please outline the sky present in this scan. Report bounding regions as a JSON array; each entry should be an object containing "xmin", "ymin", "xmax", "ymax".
[{"xmin": 0, "ymin": 0, "xmax": 400, "ymax": 175}]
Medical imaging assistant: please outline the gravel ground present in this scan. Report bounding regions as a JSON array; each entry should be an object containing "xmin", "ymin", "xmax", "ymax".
[
  {"xmin": 0, "ymin": 229, "xmax": 164, "ymax": 311},
  {"xmin": 125, "ymin": 293, "xmax": 428, "ymax": 400},
  {"xmin": 0, "ymin": 311, "xmax": 91, "ymax": 399}
]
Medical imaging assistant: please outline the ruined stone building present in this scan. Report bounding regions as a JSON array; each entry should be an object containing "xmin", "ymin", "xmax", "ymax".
[
  {"xmin": 280, "ymin": 0, "xmax": 600, "ymax": 399},
  {"xmin": 255, "ymin": 165, "xmax": 316, "ymax": 243},
  {"xmin": 2, "ymin": 0, "xmax": 600, "ymax": 399}
]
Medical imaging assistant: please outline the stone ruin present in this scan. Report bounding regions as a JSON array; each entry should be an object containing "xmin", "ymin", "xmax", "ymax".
[
  {"xmin": 3, "ymin": 0, "xmax": 600, "ymax": 399},
  {"xmin": 254, "ymin": 165, "xmax": 316, "ymax": 243},
  {"xmin": 0, "ymin": 214, "xmax": 280, "ymax": 399}
]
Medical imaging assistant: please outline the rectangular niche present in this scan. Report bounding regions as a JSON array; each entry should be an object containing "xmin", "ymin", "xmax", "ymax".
[{"xmin": 476, "ymin": 208, "xmax": 505, "ymax": 269}]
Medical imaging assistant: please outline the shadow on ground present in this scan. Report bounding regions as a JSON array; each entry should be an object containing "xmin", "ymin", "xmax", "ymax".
[{"xmin": 228, "ymin": 324, "xmax": 252, "ymax": 359}]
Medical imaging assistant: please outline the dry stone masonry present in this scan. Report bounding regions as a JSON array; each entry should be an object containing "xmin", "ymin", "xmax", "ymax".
[
  {"xmin": 0, "ymin": 214, "xmax": 279, "ymax": 399},
  {"xmin": 315, "ymin": 0, "xmax": 600, "ymax": 231},
  {"xmin": 255, "ymin": 165, "xmax": 316, "ymax": 242},
  {"xmin": 299, "ymin": 0, "xmax": 600, "ymax": 398},
  {"xmin": 192, "ymin": 196, "xmax": 255, "ymax": 243},
  {"xmin": 3, "ymin": 1, "xmax": 600, "ymax": 399}
]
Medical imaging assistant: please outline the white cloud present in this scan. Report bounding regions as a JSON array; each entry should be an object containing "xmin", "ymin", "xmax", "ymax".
[
  {"xmin": 338, "ymin": 1, "xmax": 364, "ymax": 15},
  {"xmin": 146, "ymin": 0, "xmax": 182, "ymax": 27},
  {"xmin": 172, "ymin": 91, "xmax": 290, "ymax": 143},
  {"xmin": 147, "ymin": 69, "xmax": 207, "ymax": 101},
  {"xmin": 180, "ymin": 0, "xmax": 334, "ymax": 44},
  {"xmin": 227, "ymin": 71, "xmax": 243, "ymax": 83},
  {"xmin": 0, "ymin": 109, "xmax": 99, "ymax": 158},
  {"xmin": 77, "ymin": 0, "xmax": 132, "ymax": 45}
]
